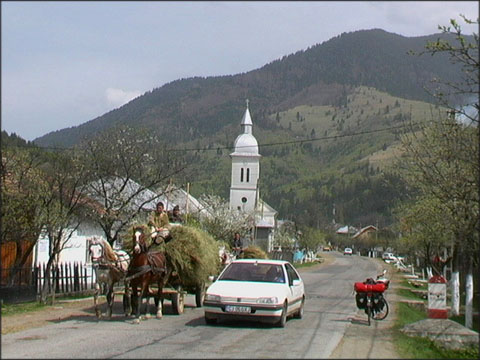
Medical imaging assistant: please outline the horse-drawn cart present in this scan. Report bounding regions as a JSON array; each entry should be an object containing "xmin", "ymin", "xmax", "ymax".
[{"xmin": 124, "ymin": 224, "xmax": 221, "ymax": 320}]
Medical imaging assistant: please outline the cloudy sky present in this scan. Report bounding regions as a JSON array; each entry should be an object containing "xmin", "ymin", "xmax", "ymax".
[{"xmin": 2, "ymin": 1, "xmax": 478, "ymax": 141}]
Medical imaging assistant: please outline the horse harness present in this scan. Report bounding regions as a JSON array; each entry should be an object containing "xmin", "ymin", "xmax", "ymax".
[
  {"xmin": 126, "ymin": 251, "xmax": 168, "ymax": 282},
  {"xmin": 89, "ymin": 241, "xmax": 128, "ymax": 276}
]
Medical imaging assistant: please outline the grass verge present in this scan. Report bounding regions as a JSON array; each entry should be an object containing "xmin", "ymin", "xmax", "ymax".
[
  {"xmin": 396, "ymin": 288, "xmax": 425, "ymax": 301},
  {"xmin": 294, "ymin": 259, "xmax": 324, "ymax": 269},
  {"xmin": 1, "ymin": 301, "xmax": 46, "ymax": 317},
  {"xmin": 400, "ymin": 278, "xmax": 427, "ymax": 290},
  {"xmin": 394, "ymin": 302, "xmax": 479, "ymax": 359},
  {"xmin": 1, "ymin": 293, "xmax": 94, "ymax": 317}
]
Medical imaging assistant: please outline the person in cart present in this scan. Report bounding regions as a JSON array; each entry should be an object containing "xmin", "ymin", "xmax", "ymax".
[
  {"xmin": 168, "ymin": 205, "xmax": 183, "ymax": 224},
  {"xmin": 232, "ymin": 232, "xmax": 243, "ymax": 257},
  {"xmin": 148, "ymin": 201, "xmax": 172, "ymax": 244}
]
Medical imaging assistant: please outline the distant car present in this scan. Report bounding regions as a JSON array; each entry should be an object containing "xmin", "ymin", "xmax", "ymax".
[
  {"xmin": 323, "ymin": 246, "xmax": 332, "ymax": 251},
  {"xmin": 344, "ymin": 248, "xmax": 353, "ymax": 255},
  {"xmin": 203, "ymin": 259, "xmax": 305, "ymax": 327},
  {"xmin": 382, "ymin": 252, "xmax": 397, "ymax": 262}
]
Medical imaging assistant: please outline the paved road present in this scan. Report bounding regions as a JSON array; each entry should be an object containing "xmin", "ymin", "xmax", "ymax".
[{"xmin": 1, "ymin": 252, "xmax": 379, "ymax": 359}]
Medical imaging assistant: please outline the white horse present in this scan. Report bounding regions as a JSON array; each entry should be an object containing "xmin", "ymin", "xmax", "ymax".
[{"xmin": 88, "ymin": 237, "xmax": 130, "ymax": 318}]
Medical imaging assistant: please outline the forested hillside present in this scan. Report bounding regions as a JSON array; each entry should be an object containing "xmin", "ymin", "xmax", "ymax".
[{"xmin": 31, "ymin": 29, "xmax": 468, "ymax": 228}]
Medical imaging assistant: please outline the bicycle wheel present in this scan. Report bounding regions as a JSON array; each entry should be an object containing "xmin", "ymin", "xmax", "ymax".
[
  {"xmin": 373, "ymin": 297, "xmax": 389, "ymax": 320},
  {"xmin": 366, "ymin": 297, "xmax": 371, "ymax": 326}
]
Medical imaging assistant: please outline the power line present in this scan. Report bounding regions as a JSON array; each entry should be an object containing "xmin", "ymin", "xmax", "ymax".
[
  {"xmin": 2, "ymin": 123, "xmax": 413, "ymax": 153},
  {"xmin": 171, "ymin": 123, "xmax": 410, "ymax": 152}
]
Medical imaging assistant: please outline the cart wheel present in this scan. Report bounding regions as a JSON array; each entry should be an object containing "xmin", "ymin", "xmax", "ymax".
[
  {"xmin": 195, "ymin": 282, "xmax": 206, "ymax": 308},
  {"xmin": 171, "ymin": 286, "xmax": 185, "ymax": 315}
]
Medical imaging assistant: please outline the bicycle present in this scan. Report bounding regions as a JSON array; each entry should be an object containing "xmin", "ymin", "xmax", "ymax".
[{"xmin": 354, "ymin": 270, "xmax": 390, "ymax": 325}]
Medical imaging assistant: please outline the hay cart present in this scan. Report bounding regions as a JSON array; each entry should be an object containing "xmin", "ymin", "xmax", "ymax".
[
  {"xmin": 160, "ymin": 272, "xmax": 209, "ymax": 315},
  {"xmin": 123, "ymin": 224, "xmax": 221, "ymax": 316}
]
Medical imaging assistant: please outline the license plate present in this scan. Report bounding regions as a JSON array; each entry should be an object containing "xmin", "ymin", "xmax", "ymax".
[{"xmin": 225, "ymin": 305, "xmax": 251, "ymax": 313}]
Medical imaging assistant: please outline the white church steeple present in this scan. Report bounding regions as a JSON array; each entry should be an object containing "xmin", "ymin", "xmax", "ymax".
[{"xmin": 229, "ymin": 100, "xmax": 260, "ymax": 213}]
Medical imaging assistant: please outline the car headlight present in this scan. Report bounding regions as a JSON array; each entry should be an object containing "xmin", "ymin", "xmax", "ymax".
[
  {"xmin": 205, "ymin": 294, "xmax": 221, "ymax": 302},
  {"xmin": 256, "ymin": 297, "xmax": 278, "ymax": 304}
]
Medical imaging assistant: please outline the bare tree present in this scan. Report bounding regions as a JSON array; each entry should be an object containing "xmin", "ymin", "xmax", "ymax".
[
  {"xmin": 37, "ymin": 150, "xmax": 90, "ymax": 303},
  {"xmin": 78, "ymin": 125, "xmax": 186, "ymax": 246},
  {"xmin": 193, "ymin": 194, "xmax": 254, "ymax": 245}
]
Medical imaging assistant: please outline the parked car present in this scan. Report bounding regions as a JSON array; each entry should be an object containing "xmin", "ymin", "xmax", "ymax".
[
  {"xmin": 344, "ymin": 248, "xmax": 353, "ymax": 255},
  {"xmin": 382, "ymin": 252, "xmax": 397, "ymax": 263},
  {"xmin": 203, "ymin": 259, "xmax": 305, "ymax": 327},
  {"xmin": 322, "ymin": 246, "xmax": 332, "ymax": 251}
]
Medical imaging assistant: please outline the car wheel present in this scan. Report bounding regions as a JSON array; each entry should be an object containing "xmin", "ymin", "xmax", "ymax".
[
  {"xmin": 277, "ymin": 302, "xmax": 288, "ymax": 328},
  {"xmin": 204, "ymin": 313, "xmax": 217, "ymax": 325},
  {"xmin": 294, "ymin": 297, "xmax": 305, "ymax": 319}
]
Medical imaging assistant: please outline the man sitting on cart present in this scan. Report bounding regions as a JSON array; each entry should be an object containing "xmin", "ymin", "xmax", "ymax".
[{"xmin": 148, "ymin": 201, "xmax": 172, "ymax": 244}]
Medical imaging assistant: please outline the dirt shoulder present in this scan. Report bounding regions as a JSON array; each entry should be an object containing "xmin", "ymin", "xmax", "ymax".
[
  {"xmin": 1, "ymin": 298, "xmax": 98, "ymax": 335},
  {"xmin": 329, "ymin": 259, "xmax": 401, "ymax": 359}
]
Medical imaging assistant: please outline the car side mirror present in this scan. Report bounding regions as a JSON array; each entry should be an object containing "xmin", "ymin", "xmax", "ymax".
[{"xmin": 291, "ymin": 279, "xmax": 301, "ymax": 287}]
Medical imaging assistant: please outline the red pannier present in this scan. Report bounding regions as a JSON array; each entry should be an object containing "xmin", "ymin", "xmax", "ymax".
[{"xmin": 354, "ymin": 281, "xmax": 386, "ymax": 293}]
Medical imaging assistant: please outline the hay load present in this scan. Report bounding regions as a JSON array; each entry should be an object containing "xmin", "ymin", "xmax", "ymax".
[
  {"xmin": 239, "ymin": 245, "xmax": 268, "ymax": 259},
  {"xmin": 123, "ymin": 225, "xmax": 221, "ymax": 289}
]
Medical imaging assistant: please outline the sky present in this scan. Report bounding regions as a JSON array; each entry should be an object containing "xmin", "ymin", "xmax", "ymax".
[{"xmin": 2, "ymin": 1, "xmax": 478, "ymax": 141}]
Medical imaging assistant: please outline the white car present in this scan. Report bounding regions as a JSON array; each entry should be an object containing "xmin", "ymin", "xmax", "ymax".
[
  {"xmin": 344, "ymin": 247, "xmax": 353, "ymax": 255},
  {"xmin": 382, "ymin": 252, "xmax": 397, "ymax": 263},
  {"xmin": 203, "ymin": 259, "xmax": 305, "ymax": 327}
]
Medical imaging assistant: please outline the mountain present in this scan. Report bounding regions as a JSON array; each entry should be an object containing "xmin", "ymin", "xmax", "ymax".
[{"xmin": 32, "ymin": 29, "xmax": 469, "ymax": 229}]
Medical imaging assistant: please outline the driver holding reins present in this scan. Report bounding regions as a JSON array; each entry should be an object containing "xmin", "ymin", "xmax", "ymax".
[{"xmin": 148, "ymin": 201, "xmax": 172, "ymax": 244}]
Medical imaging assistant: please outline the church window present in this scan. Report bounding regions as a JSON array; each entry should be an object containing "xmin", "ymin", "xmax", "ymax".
[
  {"xmin": 240, "ymin": 168, "xmax": 244, "ymax": 182},
  {"xmin": 246, "ymin": 168, "xmax": 250, "ymax": 182},
  {"xmin": 242, "ymin": 197, "xmax": 247, "ymax": 203}
]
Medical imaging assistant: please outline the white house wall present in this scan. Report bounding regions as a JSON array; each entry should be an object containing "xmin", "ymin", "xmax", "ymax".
[{"xmin": 34, "ymin": 222, "xmax": 106, "ymax": 266}]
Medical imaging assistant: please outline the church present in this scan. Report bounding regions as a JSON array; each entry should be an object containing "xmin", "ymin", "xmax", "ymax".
[{"xmin": 229, "ymin": 101, "xmax": 278, "ymax": 252}]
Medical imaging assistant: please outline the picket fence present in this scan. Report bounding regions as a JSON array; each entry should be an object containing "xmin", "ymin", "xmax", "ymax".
[{"xmin": 0, "ymin": 262, "xmax": 95, "ymax": 303}]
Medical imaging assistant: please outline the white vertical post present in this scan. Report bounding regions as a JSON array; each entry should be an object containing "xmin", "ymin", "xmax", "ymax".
[
  {"xmin": 451, "ymin": 271, "xmax": 460, "ymax": 316},
  {"xmin": 465, "ymin": 272, "xmax": 473, "ymax": 329}
]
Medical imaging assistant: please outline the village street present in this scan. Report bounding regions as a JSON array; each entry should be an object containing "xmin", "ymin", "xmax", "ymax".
[{"xmin": 1, "ymin": 253, "xmax": 397, "ymax": 359}]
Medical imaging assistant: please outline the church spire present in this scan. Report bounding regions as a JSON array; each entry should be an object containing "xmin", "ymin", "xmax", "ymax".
[{"xmin": 241, "ymin": 99, "xmax": 253, "ymax": 135}]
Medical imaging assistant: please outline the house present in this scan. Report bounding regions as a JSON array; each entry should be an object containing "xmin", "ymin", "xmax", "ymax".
[
  {"xmin": 336, "ymin": 225, "xmax": 358, "ymax": 235},
  {"xmin": 34, "ymin": 178, "xmax": 170, "ymax": 265},
  {"xmin": 161, "ymin": 183, "xmax": 209, "ymax": 218},
  {"xmin": 352, "ymin": 225, "xmax": 378, "ymax": 241}
]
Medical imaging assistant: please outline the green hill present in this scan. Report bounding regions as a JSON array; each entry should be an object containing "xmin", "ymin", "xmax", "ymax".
[{"xmin": 31, "ymin": 29, "xmax": 468, "ymax": 228}]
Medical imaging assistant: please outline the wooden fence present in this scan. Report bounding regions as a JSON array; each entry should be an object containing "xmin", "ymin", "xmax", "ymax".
[
  {"xmin": 36, "ymin": 262, "xmax": 95, "ymax": 295},
  {"xmin": 0, "ymin": 262, "xmax": 95, "ymax": 303}
]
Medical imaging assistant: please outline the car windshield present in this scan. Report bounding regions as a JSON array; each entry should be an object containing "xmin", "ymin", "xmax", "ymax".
[{"xmin": 219, "ymin": 263, "xmax": 285, "ymax": 283}]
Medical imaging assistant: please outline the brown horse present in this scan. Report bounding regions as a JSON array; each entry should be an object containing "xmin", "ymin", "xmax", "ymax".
[{"xmin": 126, "ymin": 227, "xmax": 172, "ymax": 322}]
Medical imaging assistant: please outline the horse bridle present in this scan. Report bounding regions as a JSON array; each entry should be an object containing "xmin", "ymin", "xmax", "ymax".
[{"xmin": 89, "ymin": 240, "xmax": 106, "ymax": 264}]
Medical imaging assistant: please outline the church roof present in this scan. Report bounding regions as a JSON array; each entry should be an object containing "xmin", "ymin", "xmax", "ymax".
[
  {"xmin": 230, "ymin": 104, "xmax": 260, "ymax": 157},
  {"xmin": 241, "ymin": 106, "xmax": 253, "ymax": 128},
  {"xmin": 231, "ymin": 133, "xmax": 260, "ymax": 156}
]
